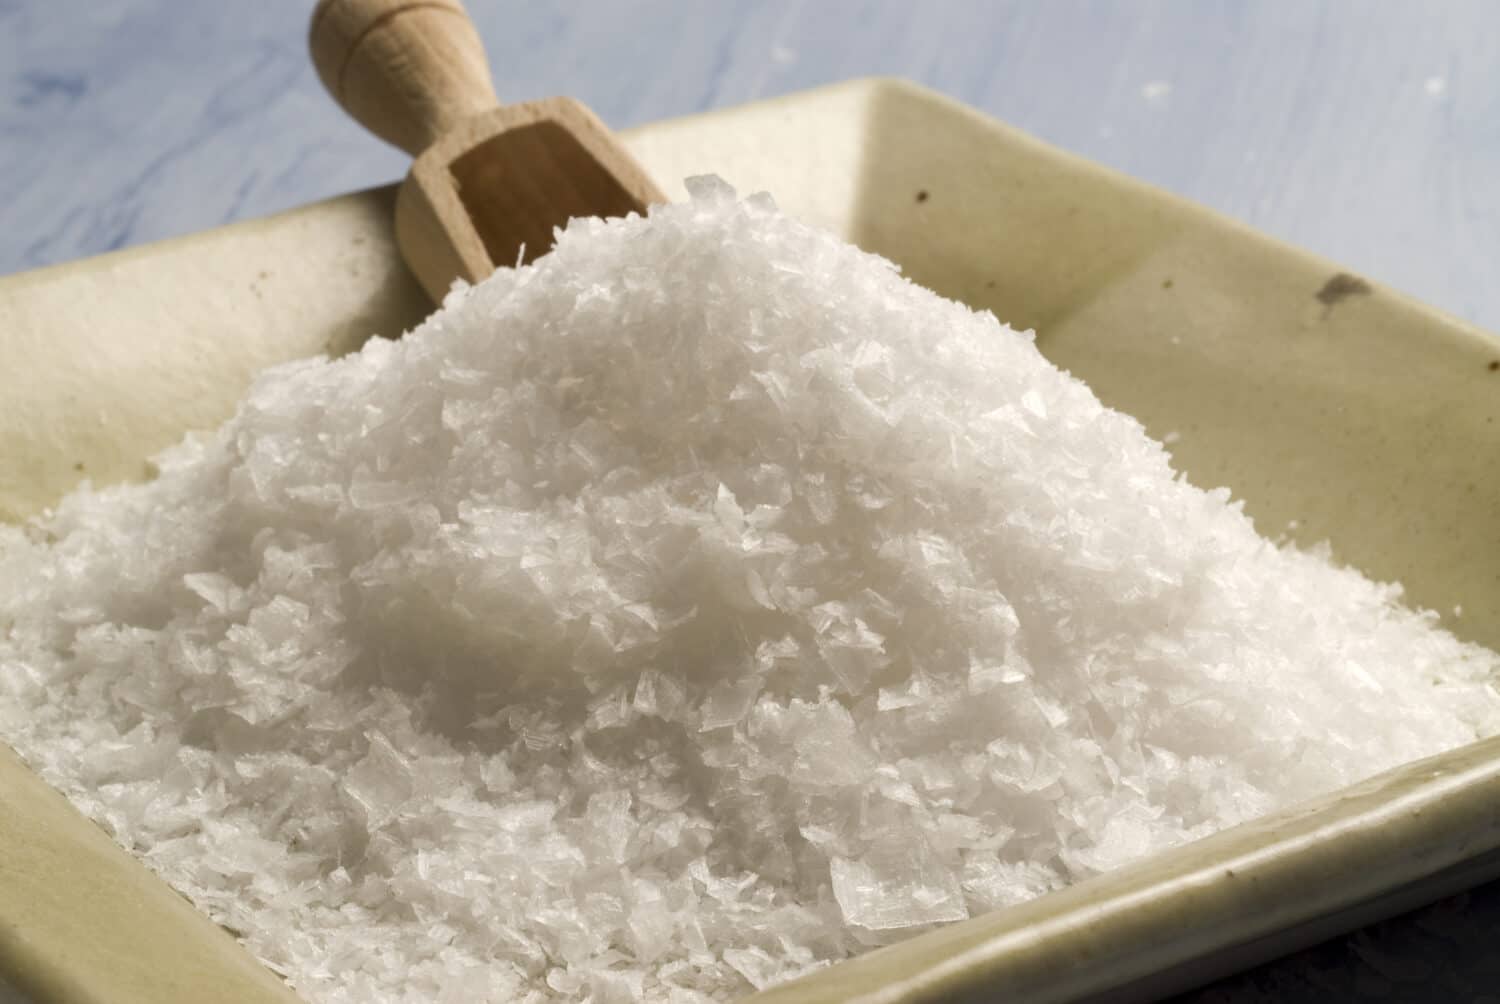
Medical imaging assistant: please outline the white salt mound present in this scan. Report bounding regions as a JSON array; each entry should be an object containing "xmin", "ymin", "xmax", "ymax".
[{"xmin": 2, "ymin": 178, "xmax": 1499, "ymax": 1002}]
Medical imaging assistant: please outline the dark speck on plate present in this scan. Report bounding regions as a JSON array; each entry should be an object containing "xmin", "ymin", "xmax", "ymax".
[{"xmin": 1316, "ymin": 273, "xmax": 1373, "ymax": 310}]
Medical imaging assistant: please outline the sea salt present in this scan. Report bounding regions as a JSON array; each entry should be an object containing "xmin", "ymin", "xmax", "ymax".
[{"xmin": 2, "ymin": 181, "xmax": 1498, "ymax": 1003}]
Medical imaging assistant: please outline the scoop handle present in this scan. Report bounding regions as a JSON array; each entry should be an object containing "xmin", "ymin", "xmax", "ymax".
[{"xmin": 309, "ymin": 0, "xmax": 498, "ymax": 156}]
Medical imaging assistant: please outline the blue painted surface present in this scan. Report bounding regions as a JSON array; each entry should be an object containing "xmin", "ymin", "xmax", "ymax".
[
  {"xmin": 3, "ymin": 1, "xmax": 1498, "ymax": 334},
  {"xmin": 2, "ymin": 2, "xmax": 1499, "ymax": 1002}
]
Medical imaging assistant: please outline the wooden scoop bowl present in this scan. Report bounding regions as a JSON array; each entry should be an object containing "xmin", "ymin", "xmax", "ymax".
[{"xmin": 310, "ymin": 0, "xmax": 666, "ymax": 302}]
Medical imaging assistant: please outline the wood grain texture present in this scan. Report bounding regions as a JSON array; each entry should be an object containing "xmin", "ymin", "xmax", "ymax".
[
  {"xmin": 397, "ymin": 96, "xmax": 666, "ymax": 299},
  {"xmin": 310, "ymin": 0, "xmax": 497, "ymax": 155},
  {"xmin": 309, "ymin": 0, "xmax": 666, "ymax": 299},
  {"xmin": 2, "ymin": 3, "xmax": 1499, "ymax": 1002}
]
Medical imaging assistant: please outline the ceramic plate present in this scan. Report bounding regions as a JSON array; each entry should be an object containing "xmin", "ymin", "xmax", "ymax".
[{"xmin": 2, "ymin": 79, "xmax": 1498, "ymax": 1004}]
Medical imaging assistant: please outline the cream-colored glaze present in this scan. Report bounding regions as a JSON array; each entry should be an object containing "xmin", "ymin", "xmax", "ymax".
[
  {"xmin": 0, "ymin": 188, "xmax": 428, "ymax": 527},
  {"xmin": 0, "ymin": 733, "xmax": 304, "ymax": 1004},
  {"xmin": 748, "ymin": 734, "xmax": 1500, "ymax": 1003},
  {"xmin": 1, "ymin": 78, "xmax": 1497, "ymax": 1003}
]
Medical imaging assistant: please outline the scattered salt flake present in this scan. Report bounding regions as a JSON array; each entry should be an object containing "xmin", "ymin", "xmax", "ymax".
[
  {"xmin": 633, "ymin": 668, "xmax": 685, "ymax": 719},
  {"xmin": 723, "ymin": 946, "xmax": 782, "ymax": 989},
  {"xmin": 877, "ymin": 678, "xmax": 928, "ymax": 711},
  {"xmin": 342, "ymin": 733, "xmax": 415, "ymax": 831},
  {"xmin": 1034, "ymin": 694, "xmax": 1071, "ymax": 728},
  {"xmin": 699, "ymin": 677, "xmax": 761, "ymax": 731},
  {"xmin": 182, "ymin": 571, "xmax": 239, "ymax": 612},
  {"xmin": 1067, "ymin": 813, "xmax": 1161, "ymax": 873},
  {"xmin": 831, "ymin": 840, "xmax": 969, "ymax": 930},
  {"xmin": 967, "ymin": 660, "xmax": 1014, "ymax": 693},
  {"xmin": 684, "ymin": 173, "xmax": 736, "ymax": 200},
  {"xmin": 713, "ymin": 483, "xmax": 745, "ymax": 533},
  {"xmin": 348, "ymin": 478, "xmax": 422, "ymax": 509}
]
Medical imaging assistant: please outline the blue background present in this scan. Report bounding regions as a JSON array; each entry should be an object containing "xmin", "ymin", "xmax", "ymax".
[{"xmin": 4, "ymin": 1, "xmax": 1498, "ymax": 336}]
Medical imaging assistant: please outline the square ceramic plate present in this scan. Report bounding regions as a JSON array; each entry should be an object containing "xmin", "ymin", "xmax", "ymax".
[{"xmin": 2, "ymin": 78, "xmax": 1498, "ymax": 1004}]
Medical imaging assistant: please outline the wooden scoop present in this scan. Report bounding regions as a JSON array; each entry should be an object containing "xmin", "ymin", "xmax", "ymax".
[{"xmin": 310, "ymin": 0, "xmax": 666, "ymax": 302}]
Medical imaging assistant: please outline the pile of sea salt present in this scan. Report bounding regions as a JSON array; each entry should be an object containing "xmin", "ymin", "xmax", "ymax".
[{"xmin": 2, "ymin": 178, "xmax": 1498, "ymax": 1003}]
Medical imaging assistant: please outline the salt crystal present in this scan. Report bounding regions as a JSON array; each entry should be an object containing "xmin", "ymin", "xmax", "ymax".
[
  {"xmin": 699, "ymin": 677, "xmax": 761, "ymax": 731},
  {"xmin": 1, "ymin": 181, "xmax": 1497, "ymax": 1003},
  {"xmin": 182, "ymin": 571, "xmax": 240, "ymax": 612},
  {"xmin": 830, "ymin": 839, "xmax": 969, "ymax": 930},
  {"xmin": 722, "ymin": 946, "xmax": 782, "ymax": 989},
  {"xmin": 343, "ymin": 733, "xmax": 415, "ymax": 831}
]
